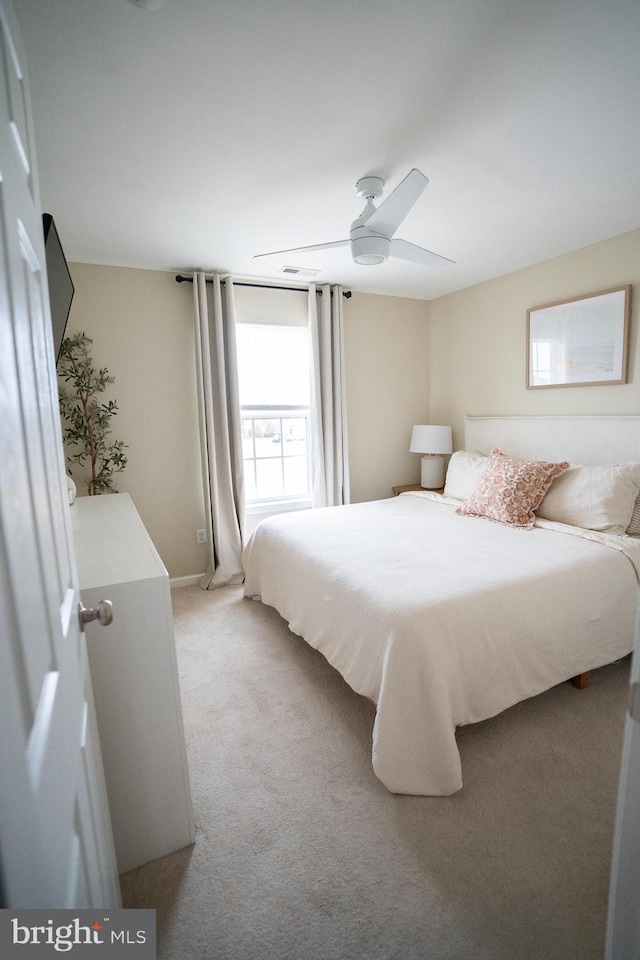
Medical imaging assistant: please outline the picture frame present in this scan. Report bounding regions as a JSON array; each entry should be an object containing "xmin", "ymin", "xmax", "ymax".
[{"xmin": 526, "ymin": 285, "xmax": 631, "ymax": 389}]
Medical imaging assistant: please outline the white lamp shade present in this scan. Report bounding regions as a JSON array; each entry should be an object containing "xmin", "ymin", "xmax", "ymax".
[{"xmin": 409, "ymin": 424, "xmax": 453, "ymax": 455}]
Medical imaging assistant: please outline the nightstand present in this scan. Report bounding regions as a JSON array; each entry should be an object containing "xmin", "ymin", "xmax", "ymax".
[{"xmin": 392, "ymin": 483, "xmax": 444, "ymax": 495}]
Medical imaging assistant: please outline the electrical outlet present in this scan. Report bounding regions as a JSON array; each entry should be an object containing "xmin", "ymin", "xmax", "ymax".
[{"xmin": 196, "ymin": 529, "xmax": 206, "ymax": 544}]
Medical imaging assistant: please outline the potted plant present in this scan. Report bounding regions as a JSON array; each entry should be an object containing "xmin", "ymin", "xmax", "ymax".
[{"xmin": 58, "ymin": 332, "xmax": 128, "ymax": 495}]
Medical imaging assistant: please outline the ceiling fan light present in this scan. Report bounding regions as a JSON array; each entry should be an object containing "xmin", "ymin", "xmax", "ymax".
[
  {"xmin": 354, "ymin": 253, "xmax": 387, "ymax": 265},
  {"xmin": 127, "ymin": 0, "xmax": 167, "ymax": 9}
]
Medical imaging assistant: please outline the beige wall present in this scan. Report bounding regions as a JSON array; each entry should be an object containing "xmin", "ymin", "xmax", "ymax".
[
  {"xmin": 343, "ymin": 292, "xmax": 430, "ymax": 502},
  {"xmin": 64, "ymin": 269, "xmax": 431, "ymax": 576},
  {"xmin": 65, "ymin": 264, "xmax": 208, "ymax": 579},
  {"xmin": 429, "ymin": 228, "xmax": 640, "ymax": 450}
]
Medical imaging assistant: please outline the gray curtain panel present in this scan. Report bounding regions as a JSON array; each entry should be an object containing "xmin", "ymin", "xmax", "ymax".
[{"xmin": 193, "ymin": 272, "xmax": 245, "ymax": 588}]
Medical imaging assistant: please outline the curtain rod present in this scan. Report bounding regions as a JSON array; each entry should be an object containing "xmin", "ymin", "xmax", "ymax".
[{"xmin": 175, "ymin": 275, "xmax": 352, "ymax": 298}]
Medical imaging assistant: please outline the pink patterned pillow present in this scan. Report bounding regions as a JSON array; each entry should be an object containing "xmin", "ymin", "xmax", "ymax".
[{"xmin": 456, "ymin": 447, "xmax": 569, "ymax": 530}]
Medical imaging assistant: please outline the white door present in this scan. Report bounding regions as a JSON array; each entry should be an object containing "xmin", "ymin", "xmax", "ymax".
[
  {"xmin": 606, "ymin": 607, "xmax": 640, "ymax": 960},
  {"xmin": 0, "ymin": 0, "xmax": 120, "ymax": 907}
]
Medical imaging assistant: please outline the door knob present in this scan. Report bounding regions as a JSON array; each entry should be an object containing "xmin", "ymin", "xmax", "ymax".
[{"xmin": 78, "ymin": 599, "xmax": 113, "ymax": 632}]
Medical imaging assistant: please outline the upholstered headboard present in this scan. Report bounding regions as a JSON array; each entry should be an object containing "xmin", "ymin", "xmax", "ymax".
[{"xmin": 464, "ymin": 416, "xmax": 640, "ymax": 465}]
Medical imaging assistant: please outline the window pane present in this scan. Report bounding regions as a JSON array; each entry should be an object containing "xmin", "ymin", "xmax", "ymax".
[
  {"xmin": 256, "ymin": 458, "xmax": 284, "ymax": 498},
  {"xmin": 281, "ymin": 417, "xmax": 306, "ymax": 455},
  {"xmin": 253, "ymin": 419, "xmax": 280, "ymax": 457},
  {"xmin": 284, "ymin": 457, "xmax": 308, "ymax": 496},
  {"xmin": 243, "ymin": 461, "xmax": 256, "ymax": 499},
  {"xmin": 236, "ymin": 323, "xmax": 309, "ymax": 407},
  {"xmin": 241, "ymin": 420, "xmax": 254, "ymax": 459}
]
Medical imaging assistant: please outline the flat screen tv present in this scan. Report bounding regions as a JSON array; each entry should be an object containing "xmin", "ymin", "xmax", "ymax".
[{"xmin": 42, "ymin": 213, "xmax": 74, "ymax": 363}]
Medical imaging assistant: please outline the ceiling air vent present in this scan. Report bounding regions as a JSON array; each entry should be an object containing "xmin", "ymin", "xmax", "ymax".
[{"xmin": 281, "ymin": 266, "xmax": 320, "ymax": 279}]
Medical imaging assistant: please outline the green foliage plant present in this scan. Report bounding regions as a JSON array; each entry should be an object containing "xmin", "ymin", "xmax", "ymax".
[{"xmin": 58, "ymin": 332, "xmax": 128, "ymax": 495}]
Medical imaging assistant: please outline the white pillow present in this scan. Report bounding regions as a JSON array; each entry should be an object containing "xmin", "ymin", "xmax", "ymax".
[
  {"xmin": 536, "ymin": 463, "xmax": 640, "ymax": 535},
  {"xmin": 627, "ymin": 496, "xmax": 640, "ymax": 535},
  {"xmin": 444, "ymin": 450, "xmax": 488, "ymax": 501}
]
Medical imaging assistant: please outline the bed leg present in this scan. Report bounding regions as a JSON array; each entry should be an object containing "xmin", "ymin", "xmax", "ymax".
[{"xmin": 570, "ymin": 671, "xmax": 590, "ymax": 690}]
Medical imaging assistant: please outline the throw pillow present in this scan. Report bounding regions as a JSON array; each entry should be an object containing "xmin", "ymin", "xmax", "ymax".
[{"xmin": 456, "ymin": 447, "xmax": 569, "ymax": 530}]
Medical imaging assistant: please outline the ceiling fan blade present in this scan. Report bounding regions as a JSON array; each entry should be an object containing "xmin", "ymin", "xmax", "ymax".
[
  {"xmin": 253, "ymin": 239, "xmax": 349, "ymax": 260},
  {"xmin": 364, "ymin": 168, "xmax": 429, "ymax": 236},
  {"xmin": 389, "ymin": 238, "xmax": 455, "ymax": 266}
]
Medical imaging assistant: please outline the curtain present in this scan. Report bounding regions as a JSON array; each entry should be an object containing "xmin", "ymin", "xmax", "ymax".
[
  {"xmin": 308, "ymin": 284, "xmax": 350, "ymax": 507},
  {"xmin": 193, "ymin": 272, "xmax": 245, "ymax": 589}
]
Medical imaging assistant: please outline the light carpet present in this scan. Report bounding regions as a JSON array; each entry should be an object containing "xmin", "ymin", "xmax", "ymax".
[{"xmin": 119, "ymin": 583, "xmax": 629, "ymax": 960}]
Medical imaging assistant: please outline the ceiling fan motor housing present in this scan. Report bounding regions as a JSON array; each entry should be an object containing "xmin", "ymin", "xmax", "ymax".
[{"xmin": 351, "ymin": 228, "xmax": 390, "ymax": 265}]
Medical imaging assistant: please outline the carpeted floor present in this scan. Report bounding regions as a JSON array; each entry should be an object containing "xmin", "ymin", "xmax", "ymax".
[{"xmin": 120, "ymin": 583, "xmax": 629, "ymax": 960}]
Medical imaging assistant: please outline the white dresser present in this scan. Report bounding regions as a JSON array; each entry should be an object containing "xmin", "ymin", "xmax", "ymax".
[{"xmin": 71, "ymin": 492, "xmax": 195, "ymax": 874}]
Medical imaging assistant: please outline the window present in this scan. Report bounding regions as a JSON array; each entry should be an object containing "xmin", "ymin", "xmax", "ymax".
[{"xmin": 235, "ymin": 292, "xmax": 310, "ymax": 505}]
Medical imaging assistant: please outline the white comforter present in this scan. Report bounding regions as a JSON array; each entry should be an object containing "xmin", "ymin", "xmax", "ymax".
[{"xmin": 242, "ymin": 492, "xmax": 640, "ymax": 795}]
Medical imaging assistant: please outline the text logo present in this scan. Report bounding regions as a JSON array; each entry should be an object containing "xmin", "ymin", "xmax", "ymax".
[{"xmin": 0, "ymin": 909, "xmax": 156, "ymax": 958}]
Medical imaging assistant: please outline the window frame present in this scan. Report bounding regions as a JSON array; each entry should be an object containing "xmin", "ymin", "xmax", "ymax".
[{"xmin": 235, "ymin": 301, "xmax": 312, "ymax": 510}]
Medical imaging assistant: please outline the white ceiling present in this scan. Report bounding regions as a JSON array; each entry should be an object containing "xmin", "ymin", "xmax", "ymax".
[{"xmin": 16, "ymin": 0, "xmax": 640, "ymax": 301}]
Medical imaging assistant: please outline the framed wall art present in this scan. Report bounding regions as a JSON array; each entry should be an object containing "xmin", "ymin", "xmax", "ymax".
[{"xmin": 526, "ymin": 285, "xmax": 631, "ymax": 389}]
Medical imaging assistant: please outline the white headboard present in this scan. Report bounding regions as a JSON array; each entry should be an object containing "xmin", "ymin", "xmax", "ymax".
[{"xmin": 464, "ymin": 416, "xmax": 640, "ymax": 465}]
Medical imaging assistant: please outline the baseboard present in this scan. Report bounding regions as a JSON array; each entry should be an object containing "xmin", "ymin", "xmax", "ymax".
[{"xmin": 170, "ymin": 574, "xmax": 205, "ymax": 590}]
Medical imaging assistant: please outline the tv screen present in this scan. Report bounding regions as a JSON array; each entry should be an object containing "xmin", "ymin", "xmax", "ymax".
[{"xmin": 42, "ymin": 213, "xmax": 74, "ymax": 363}]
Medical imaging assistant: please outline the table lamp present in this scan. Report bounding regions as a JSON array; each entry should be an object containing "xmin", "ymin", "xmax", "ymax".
[{"xmin": 410, "ymin": 424, "xmax": 453, "ymax": 489}]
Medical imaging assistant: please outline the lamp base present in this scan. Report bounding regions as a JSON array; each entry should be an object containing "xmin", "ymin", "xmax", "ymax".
[{"xmin": 421, "ymin": 455, "xmax": 445, "ymax": 489}]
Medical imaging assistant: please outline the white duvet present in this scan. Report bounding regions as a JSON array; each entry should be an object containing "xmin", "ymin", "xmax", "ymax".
[{"xmin": 242, "ymin": 492, "xmax": 640, "ymax": 795}]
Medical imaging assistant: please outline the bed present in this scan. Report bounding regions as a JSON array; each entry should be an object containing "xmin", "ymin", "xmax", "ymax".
[{"xmin": 242, "ymin": 416, "xmax": 640, "ymax": 796}]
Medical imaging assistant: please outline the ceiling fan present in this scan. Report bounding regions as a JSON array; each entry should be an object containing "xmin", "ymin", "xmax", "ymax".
[{"xmin": 254, "ymin": 168, "xmax": 454, "ymax": 268}]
